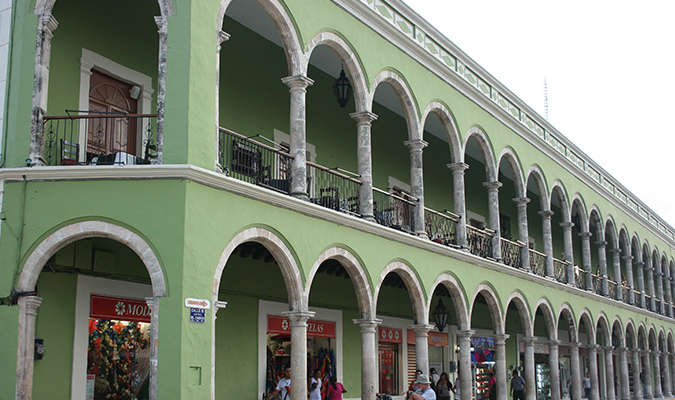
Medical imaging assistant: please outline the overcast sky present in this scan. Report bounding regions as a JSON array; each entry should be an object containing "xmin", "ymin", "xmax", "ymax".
[{"xmin": 402, "ymin": 0, "xmax": 675, "ymax": 228}]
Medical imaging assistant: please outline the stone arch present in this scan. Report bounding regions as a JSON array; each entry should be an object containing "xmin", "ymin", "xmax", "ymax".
[
  {"xmin": 504, "ymin": 291, "xmax": 533, "ymax": 336},
  {"xmin": 631, "ymin": 235, "xmax": 642, "ymax": 263},
  {"xmin": 638, "ymin": 324, "xmax": 648, "ymax": 349},
  {"xmin": 212, "ymin": 226, "xmax": 304, "ymax": 311},
  {"xmin": 217, "ymin": 0, "xmax": 303, "ymax": 75},
  {"xmin": 588, "ymin": 207, "xmax": 604, "ymax": 239},
  {"xmin": 464, "ymin": 126, "xmax": 497, "ymax": 181},
  {"xmin": 611, "ymin": 318, "xmax": 625, "ymax": 347},
  {"xmin": 549, "ymin": 180, "xmax": 571, "ymax": 221},
  {"xmin": 374, "ymin": 261, "xmax": 427, "ymax": 324},
  {"xmin": 428, "ymin": 273, "xmax": 470, "ymax": 330},
  {"xmin": 35, "ymin": 0, "xmax": 174, "ymax": 16},
  {"xmin": 618, "ymin": 226, "xmax": 631, "ymax": 255},
  {"xmin": 19, "ymin": 221, "xmax": 166, "ymax": 296},
  {"xmin": 526, "ymin": 165, "xmax": 549, "ymax": 210},
  {"xmin": 420, "ymin": 101, "xmax": 462, "ymax": 163},
  {"xmin": 625, "ymin": 320, "xmax": 638, "ymax": 348},
  {"xmin": 578, "ymin": 309, "xmax": 596, "ymax": 344},
  {"xmin": 571, "ymin": 195, "xmax": 589, "ymax": 233},
  {"xmin": 558, "ymin": 303, "xmax": 577, "ymax": 342},
  {"xmin": 604, "ymin": 217, "xmax": 619, "ymax": 249},
  {"xmin": 532, "ymin": 298, "xmax": 556, "ymax": 340},
  {"xmin": 470, "ymin": 283, "xmax": 504, "ymax": 334},
  {"xmin": 648, "ymin": 327, "xmax": 658, "ymax": 350},
  {"xmin": 306, "ymin": 246, "xmax": 374, "ymax": 319},
  {"xmin": 367, "ymin": 69, "xmax": 420, "ymax": 141},
  {"xmin": 658, "ymin": 329, "xmax": 667, "ymax": 351},
  {"xmin": 595, "ymin": 313, "xmax": 612, "ymax": 345},
  {"xmin": 497, "ymin": 147, "xmax": 526, "ymax": 198},
  {"xmin": 303, "ymin": 31, "xmax": 368, "ymax": 112},
  {"xmin": 668, "ymin": 330, "xmax": 674, "ymax": 353}
]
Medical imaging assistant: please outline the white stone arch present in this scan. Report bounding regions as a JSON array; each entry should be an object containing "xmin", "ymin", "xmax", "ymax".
[
  {"xmin": 303, "ymin": 32, "xmax": 368, "ymax": 113},
  {"xmin": 217, "ymin": 0, "xmax": 303, "ymax": 75},
  {"xmin": 658, "ymin": 329, "xmax": 667, "ymax": 351},
  {"xmin": 497, "ymin": 147, "xmax": 526, "ymax": 198},
  {"xmin": 470, "ymin": 283, "xmax": 504, "ymax": 334},
  {"xmin": 504, "ymin": 291, "xmax": 533, "ymax": 337},
  {"xmin": 305, "ymin": 246, "xmax": 374, "ymax": 319},
  {"xmin": 604, "ymin": 216, "xmax": 619, "ymax": 249},
  {"xmin": 638, "ymin": 324, "xmax": 648, "ymax": 349},
  {"xmin": 374, "ymin": 261, "xmax": 427, "ymax": 324},
  {"xmin": 611, "ymin": 317, "xmax": 625, "ymax": 347},
  {"xmin": 463, "ymin": 126, "xmax": 497, "ymax": 182},
  {"xmin": 16, "ymin": 220, "xmax": 166, "ymax": 400},
  {"xmin": 595, "ymin": 313, "xmax": 612, "ymax": 346},
  {"xmin": 35, "ymin": 0, "xmax": 174, "ymax": 16},
  {"xmin": 588, "ymin": 207, "xmax": 604, "ymax": 239},
  {"xmin": 668, "ymin": 330, "xmax": 674, "ymax": 353},
  {"xmin": 212, "ymin": 226, "xmax": 304, "ymax": 311},
  {"xmin": 631, "ymin": 235, "xmax": 642, "ymax": 264},
  {"xmin": 532, "ymin": 298, "xmax": 557, "ymax": 340},
  {"xmin": 625, "ymin": 320, "xmax": 638, "ymax": 349},
  {"xmin": 428, "ymin": 273, "xmax": 470, "ymax": 330},
  {"xmin": 578, "ymin": 309, "xmax": 596, "ymax": 345},
  {"xmin": 618, "ymin": 226, "xmax": 631, "ymax": 255},
  {"xmin": 367, "ymin": 69, "xmax": 420, "ymax": 141},
  {"xmin": 549, "ymin": 180, "xmax": 571, "ymax": 222},
  {"xmin": 558, "ymin": 303, "xmax": 577, "ymax": 342},
  {"xmin": 526, "ymin": 165, "xmax": 550, "ymax": 210},
  {"xmin": 648, "ymin": 326, "xmax": 658, "ymax": 350},
  {"xmin": 571, "ymin": 194, "xmax": 590, "ymax": 234},
  {"xmin": 420, "ymin": 101, "xmax": 462, "ymax": 163}
]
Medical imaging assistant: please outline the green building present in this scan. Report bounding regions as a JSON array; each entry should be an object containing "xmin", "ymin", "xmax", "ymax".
[{"xmin": 0, "ymin": 0, "xmax": 673, "ymax": 399}]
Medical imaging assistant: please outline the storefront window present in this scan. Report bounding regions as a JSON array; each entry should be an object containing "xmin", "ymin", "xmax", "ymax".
[
  {"xmin": 379, "ymin": 327, "xmax": 402, "ymax": 395},
  {"xmin": 86, "ymin": 295, "xmax": 152, "ymax": 400},
  {"xmin": 471, "ymin": 336, "xmax": 495, "ymax": 400}
]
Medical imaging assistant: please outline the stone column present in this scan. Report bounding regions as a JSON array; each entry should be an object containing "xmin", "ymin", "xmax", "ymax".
[
  {"xmin": 214, "ymin": 30, "xmax": 231, "ymax": 171},
  {"xmin": 609, "ymin": 248, "xmax": 623, "ymax": 301},
  {"xmin": 483, "ymin": 181, "xmax": 502, "ymax": 261},
  {"xmin": 636, "ymin": 261, "xmax": 647, "ymax": 308},
  {"xmin": 547, "ymin": 340, "xmax": 561, "ymax": 400},
  {"xmin": 539, "ymin": 210, "xmax": 555, "ymax": 277},
  {"xmin": 596, "ymin": 240, "xmax": 609, "ymax": 296},
  {"xmin": 411, "ymin": 324, "xmax": 434, "ymax": 375},
  {"xmin": 16, "ymin": 296, "xmax": 42, "ymax": 400},
  {"xmin": 29, "ymin": 14, "xmax": 58, "ymax": 166},
  {"xmin": 513, "ymin": 197, "xmax": 531, "ymax": 270},
  {"xmin": 623, "ymin": 255, "xmax": 636, "ymax": 305},
  {"xmin": 618, "ymin": 347, "xmax": 630, "ymax": 400},
  {"xmin": 494, "ymin": 334, "xmax": 509, "ymax": 400},
  {"xmin": 603, "ymin": 346, "xmax": 616, "ymax": 400},
  {"xmin": 580, "ymin": 232, "xmax": 594, "ymax": 291},
  {"xmin": 663, "ymin": 272, "xmax": 673, "ymax": 318},
  {"xmin": 351, "ymin": 112, "xmax": 378, "ymax": 221},
  {"xmin": 560, "ymin": 221, "xmax": 575, "ymax": 285},
  {"xmin": 632, "ymin": 348, "xmax": 643, "ymax": 400},
  {"xmin": 656, "ymin": 270, "xmax": 665, "ymax": 314},
  {"xmin": 146, "ymin": 297, "xmax": 162, "ymax": 400},
  {"xmin": 282, "ymin": 75, "xmax": 314, "ymax": 201},
  {"xmin": 354, "ymin": 318, "xmax": 382, "ymax": 400},
  {"xmin": 646, "ymin": 262, "xmax": 657, "ymax": 311},
  {"xmin": 662, "ymin": 350, "xmax": 672, "ymax": 398},
  {"xmin": 653, "ymin": 351, "xmax": 662, "ymax": 398},
  {"xmin": 570, "ymin": 342, "xmax": 583, "ymax": 400},
  {"xmin": 282, "ymin": 310, "xmax": 315, "ymax": 400},
  {"xmin": 456, "ymin": 330, "xmax": 475, "ymax": 400},
  {"xmin": 448, "ymin": 163, "xmax": 469, "ymax": 250},
  {"xmin": 670, "ymin": 353, "xmax": 675, "ymax": 399},
  {"xmin": 405, "ymin": 139, "xmax": 429, "ymax": 237},
  {"xmin": 153, "ymin": 16, "xmax": 169, "ymax": 164},
  {"xmin": 642, "ymin": 350, "xmax": 653, "ymax": 400},
  {"xmin": 522, "ymin": 337, "xmax": 536, "ymax": 400},
  {"xmin": 588, "ymin": 344, "xmax": 601, "ymax": 400}
]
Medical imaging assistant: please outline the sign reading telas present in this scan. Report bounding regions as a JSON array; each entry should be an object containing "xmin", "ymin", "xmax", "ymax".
[
  {"xmin": 90, "ymin": 295, "xmax": 151, "ymax": 323},
  {"xmin": 267, "ymin": 315, "xmax": 336, "ymax": 338}
]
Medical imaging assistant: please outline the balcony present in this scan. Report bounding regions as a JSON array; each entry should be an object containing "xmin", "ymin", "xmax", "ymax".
[{"xmin": 43, "ymin": 111, "xmax": 157, "ymax": 166}]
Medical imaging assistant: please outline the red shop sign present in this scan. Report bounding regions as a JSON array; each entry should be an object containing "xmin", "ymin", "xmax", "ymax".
[
  {"xmin": 406, "ymin": 330, "xmax": 448, "ymax": 347},
  {"xmin": 267, "ymin": 315, "xmax": 336, "ymax": 338},
  {"xmin": 90, "ymin": 295, "xmax": 151, "ymax": 323},
  {"xmin": 379, "ymin": 327, "xmax": 402, "ymax": 343}
]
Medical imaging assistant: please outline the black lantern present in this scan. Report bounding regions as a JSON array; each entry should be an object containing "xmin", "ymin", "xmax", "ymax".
[
  {"xmin": 433, "ymin": 298, "xmax": 449, "ymax": 332},
  {"xmin": 332, "ymin": 66, "xmax": 352, "ymax": 108}
]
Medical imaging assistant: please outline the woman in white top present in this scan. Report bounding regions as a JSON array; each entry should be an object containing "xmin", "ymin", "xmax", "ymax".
[{"xmin": 308, "ymin": 369, "xmax": 322, "ymax": 400}]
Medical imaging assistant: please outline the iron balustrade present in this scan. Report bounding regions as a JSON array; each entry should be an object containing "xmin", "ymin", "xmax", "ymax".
[
  {"xmin": 622, "ymin": 286, "xmax": 631, "ymax": 303},
  {"xmin": 500, "ymin": 237, "xmax": 523, "ymax": 269},
  {"xmin": 425, "ymin": 208, "xmax": 459, "ymax": 247},
  {"xmin": 44, "ymin": 112, "xmax": 157, "ymax": 166},
  {"xmin": 218, "ymin": 128, "xmax": 293, "ymax": 194},
  {"xmin": 373, "ymin": 188, "xmax": 417, "ymax": 232},
  {"xmin": 552, "ymin": 258, "xmax": 568, "ymax": 284},
  {"xmin": 574, "ymin": 266, "xmax": 586, "ymax": 290},
  {"xmin": 607, "ymin": 280, "xmax": 618, "ymax": 299},
  {"xmin": 592, "ymin": 274, "xmax": 602, "ymax": 294},
  {"xmin": 307, "ymin": 162, "xmax": 361, "ymax": 216},
  {"xmin": 529, "ymin": 249, "xmax": 546, "ymax": 277},
  {"xmin": 466, "ymin": 225, "xmax": 493, "ymax": 259},
  {"xmin": 655, "ymin": 299, "xmax": 663, "ymax": 314}
]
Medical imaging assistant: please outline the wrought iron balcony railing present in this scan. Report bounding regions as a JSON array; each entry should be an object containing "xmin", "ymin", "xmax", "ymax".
[
  {"xmin": 308, "ymin": 162, "xmax": 361, "ymax": 216},
  {"xmin": 44, "ymin": 111, "xmax": 157, "ymax": 165},
  {"xmin": 607, "ymin": 280, "xmax": 617, "ymax": 299},
  {"xmin": 425, "ymin": 208, "xmax": 459, "ymax": 247},
  {"xmin": 500, "ymin": 237, "xmax": 523, "ymax": 269},
  {"xmin": 373, "ymin": 188, "xmax": 417, "ymax": 233},
  {"xmin": 529, "ymin": 249, "xmax": 546, "ymax": 277},
  {"xmin": 467, "ymin": 225, "xmax": 493, "ymax": 259},
  {"xmin": 552, "ymin": 258, "xmax": 568, "ymax": 284},
  {"xmin": 574, "ymin": 266, "xmax": 586, "ymax": 290}
]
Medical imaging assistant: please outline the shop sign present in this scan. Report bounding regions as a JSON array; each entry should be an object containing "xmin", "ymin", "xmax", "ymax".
[
  {"xmin": 267, "ymin": 315, "xmax": 336, "ymax": 338},
  {"xmin": 518, "ymin": 340, "xmax": 550, "ymax": 354},
  {"xmin": 406, "ymin": 330, "xmax": 448, "ymax": 347},
  {"xmin": 379, "ymin": 327, "xmax": 402, "ymax": 343},
  {"xmin": 90, "ymin": 295, "xmax": 151, "ymax": 323},
  {"xmin": 185, "ymin": 298, "xmax": 210, "ymax": 309}
]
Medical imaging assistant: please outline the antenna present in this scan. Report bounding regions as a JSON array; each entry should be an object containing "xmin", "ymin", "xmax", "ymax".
[{"xmin": 544, "ymin": 78, "xmax": 549, "ymax": 121}]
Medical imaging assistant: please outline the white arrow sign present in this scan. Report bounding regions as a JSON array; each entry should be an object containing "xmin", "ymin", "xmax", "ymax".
[{"xmin": 185, "ymin": 298, "xmax": 211, "ymax": 309}]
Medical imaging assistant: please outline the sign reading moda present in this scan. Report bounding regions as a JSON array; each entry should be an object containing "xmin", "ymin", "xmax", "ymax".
[
  {"xmin": 90, "ymin": 294, "xmax": 151, "ymax": 323},
  {"xmin": 267, "ymin": 315, "xmax": 336, "ymax": 338}
]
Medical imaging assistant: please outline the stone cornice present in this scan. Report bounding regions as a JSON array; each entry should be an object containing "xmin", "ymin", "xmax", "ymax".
[
  {"xmin": 2, "ymin": 165, "xmax": 673, "ymax": 324},
  {"xmin": 330, "ymin": 0, "xmax": 675, "ymax": 247}
]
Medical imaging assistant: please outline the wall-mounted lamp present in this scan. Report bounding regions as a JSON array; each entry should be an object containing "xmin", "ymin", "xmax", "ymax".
[
  {"xmin": 433, "ymin": 298, "xmax": 449, "ymax": 332},
  {"xmin": 332, "ymin": 66, "xmax": 352, "ymax": 108}
]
